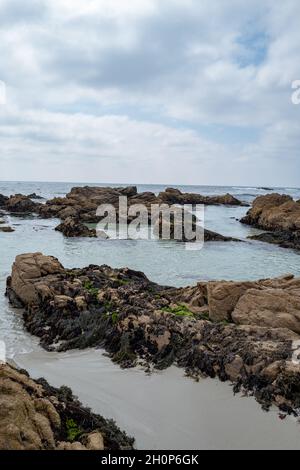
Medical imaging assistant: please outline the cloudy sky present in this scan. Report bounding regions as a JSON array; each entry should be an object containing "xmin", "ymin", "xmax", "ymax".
[{"xmin": 0, "ymin": 0, "xmax": 299, "ymax": 186}]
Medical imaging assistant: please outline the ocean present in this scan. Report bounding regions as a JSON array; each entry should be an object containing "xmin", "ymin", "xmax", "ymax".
[{"xmin": 1, "ymin": 181, "xmax": 300, "ymax": 449}]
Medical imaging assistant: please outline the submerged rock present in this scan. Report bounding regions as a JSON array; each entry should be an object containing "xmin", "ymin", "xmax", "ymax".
[
  {"xmin": 6, "ymin": 253, "xmax": 300, "ymax": 415},
  {"xmin": 249, "ymin": 230, "xmax": 300, "ymax": 251},
  {"xmin": 0, "ymin": 226, "xmax": 14, "ymax": 233},
  {"xmin": 0, "ymin": 363, "xmax": 134, "ymax": 450},
  {"xmin": 55, "ymin": 217, "xmax": 97, "ymax": 238}
]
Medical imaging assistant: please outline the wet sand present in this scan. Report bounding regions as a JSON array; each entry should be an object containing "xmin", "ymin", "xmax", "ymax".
[{"xmin": 14, "ymin": 348, "xmax": 300, "ymax": 450}]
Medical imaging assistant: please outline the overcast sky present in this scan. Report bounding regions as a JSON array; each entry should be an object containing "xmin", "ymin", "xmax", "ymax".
[{"xmin": 0, "ymin": 0, "xmax": 299, "ymax": 186}]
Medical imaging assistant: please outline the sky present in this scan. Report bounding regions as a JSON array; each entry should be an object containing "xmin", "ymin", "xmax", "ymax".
[{"xmin": 0, "ymin": 0, "xmax": 299, "ymax": 186}]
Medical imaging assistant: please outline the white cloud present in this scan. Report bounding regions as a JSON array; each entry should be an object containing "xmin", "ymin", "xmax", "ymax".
[{"xmin": 0, "ymin": 0, "xmax": 299, "ymax": 185}]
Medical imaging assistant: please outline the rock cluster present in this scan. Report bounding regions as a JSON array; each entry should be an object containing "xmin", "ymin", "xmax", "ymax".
[
  {"xmin": 0, "ymin": 363, "xmax": 134, "ymax": 450},
  {"xmin": 153, "ymin": 209, "xmax": 240, "ymax": 243},
  {"xmin": 159, "ymin": 187, "xmax": 246, "ymax": 206},
  {"xmin": 0, "ymin": 186, "xmax": 244, "ymax": 222},
  {"xmin": 6, "ymin": 253, "xmax": 300, "ymax": 415},
  {"xmin": 241, "ymin": 193, "xmax": 300, "ymax": 250},
  {"xmin": 2, "ymin": 194, "xmax": 41, "ymax": 214}
]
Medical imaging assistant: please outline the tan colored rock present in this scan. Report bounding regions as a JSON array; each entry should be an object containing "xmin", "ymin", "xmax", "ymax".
[
  {"xmin": 232, "ymin": 287, "xmax": 300, "ymax": 334},
  {"xmin": 9, "ymin": 253, "xmax": 64, "ymax": 306},
  {"xmin": 225, "ymin": 356, "xmax": 244, "ymax": 381},
  {"xmin": 57, "ymin": 441, "xmax": 87, "ymax": 450},
  {"xmin": 85, "ymin": 432, "xmax": 105, "ymax": 450},
  {"xmin": 207, "ymin": 281, "xmax": 256, "ymax": 322},
  {"xmin": 0, "ymin": 364, "xmax": 60, "ymax": 450},
  {"xmin": 241, "ymin": 193, "xmax": 300, "ymax": 231}
]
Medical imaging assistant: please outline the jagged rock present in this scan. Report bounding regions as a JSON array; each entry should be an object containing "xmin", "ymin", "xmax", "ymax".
[
  {"xmin": 6, "ymin": 253, "xmax": 300, "ymax": 415},
  {"xmin": 55, "ymin": 217, "xmax": 97, "ymax": 238},
  {"xmin": 0, "ymin": 363, "xmax": 134, "ymax": 450}
]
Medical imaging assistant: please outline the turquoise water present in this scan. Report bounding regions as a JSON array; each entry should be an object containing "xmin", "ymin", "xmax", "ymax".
[{"xmin": 1, "ymin": 181, "xmax": 300, "ymax": 357}]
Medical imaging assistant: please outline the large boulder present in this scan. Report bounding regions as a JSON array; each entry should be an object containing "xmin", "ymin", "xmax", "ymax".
[
  {"xmin": 7, "ymin": 253, "xmax": 64, "ymax": 306},
  {"xmin": 241, "ymin": 193, "xmax": 300, "ymax": 231},
  {"xmin": 232, "ymin": 287, "xmax": 300, "ymax": 334},
  {"xmin": 0, "ymin": 363, "xmax": 134, "ymax": 450},
  {"xmin": 206, "ymin": 275, "xmax": 300, "ymax": 334}
]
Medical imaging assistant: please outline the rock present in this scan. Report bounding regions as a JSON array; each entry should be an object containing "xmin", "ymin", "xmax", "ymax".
[
  {"xmin": 153, "ymin": 208, "xmax": 240, "ymax": 243},
  {"xmin": 225, "ymin": 356, "xmax": 244, "ymax": 381},
  {"xmin": 5, "ymin": 194, "xmax": 41, "ymax": 214},
  {"xmin": 37, "ymin": 186, "xmax": 245, "ymax": 227},
  {"xmin": 0, "ymin": 226, "xmax": 15, "ymax": 233},
  {"xmin": 206, "ymin": 275, "xmax": 300, "ymax": 326},
  {"xmin": 58, "ymin": 207, "xmax": 79, "ymax": 220},
  {"xmin": 207, "ymin": 281, "xmax": 256, "ymax": 322},
  {"xmin": 232, "ymin": 287, "xmax": 300, "ymax": 334},
  {"xmin": 249, "ymin": 230, "xmax": 300, "ymax": 251},
  {"xmin": 57, "ymin": 442, "xmax": 86, "ymax": 450},
  {"xmin": 158, "ymin": 188, "xmax": 246, "ymax": 206},
  {"xmin": 85, "ymin": 431, "xmax": 105, "ymax": 450},
  {"xmin": 241, "ymin": 193, "xmax": 300, "ymax": 232},
  {"xmin": 0, "ymin": 363, "xmax": 134, "ymax": 450},
  {"xmin": 7, "ymin": 252, "xmax": 64, "ymax": 306},
  {"xmin": 0, "ymin": 194, "xmax": 9, "ymax": 207},
  {"xmin": 27, "ymin": 193, "xmax": 44, "ymax": 200},
  {"xmin": 55, "ymin": 217, "xmax": 97, "ymax": 238},
  {"xmin": 7, "ymin": 253, "xmax": 300, "ymax": 415}
]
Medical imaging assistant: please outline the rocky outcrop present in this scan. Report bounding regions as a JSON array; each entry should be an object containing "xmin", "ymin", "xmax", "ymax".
[
  {"xmin": 37, "ymin": 186, "xmax": 245, "ymax": 223},
  {"xmin": 6, "ymin": 253, "xmax": 300, "ymax": 415},
  {"xmin": 159, "ymin": 188, "xmax": 246, "ymax": 206},
  {"xmin": 241, "ymin": 194, "xmax": 300, "ymax": 250},
  {"xmin": 241, "ymin": 194, "xmax": 297, "ymax": 230},
  {"xmin": 55, "ymin": 217, "xmax": 97, "ymax": 238},
  {"xmin": 1, "ymin": 194, "xmax": 41, "ymax": 214},
  {"xmin": 0, "ymin": 363, "xmax": 134, "ymax": 450}
]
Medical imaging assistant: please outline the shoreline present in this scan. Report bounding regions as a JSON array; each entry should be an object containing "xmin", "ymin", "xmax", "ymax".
[{"xmin": 12, "ymin": 347, "xmax": 300, "ymax": 450}]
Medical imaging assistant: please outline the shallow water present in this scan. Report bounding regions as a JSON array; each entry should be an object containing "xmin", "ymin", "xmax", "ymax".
[
  {"xmin": 1, "ymin": 181, "xmax": 300, "ymax": 449},
  {"xmin": 14, "ymin": 348, "xmax": 300, "ymax": 450}
]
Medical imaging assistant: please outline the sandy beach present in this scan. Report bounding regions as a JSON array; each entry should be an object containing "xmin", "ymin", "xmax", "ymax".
[{"xmin": 14, "ymin": 348, "xmax": 300, "ymax": 450}]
